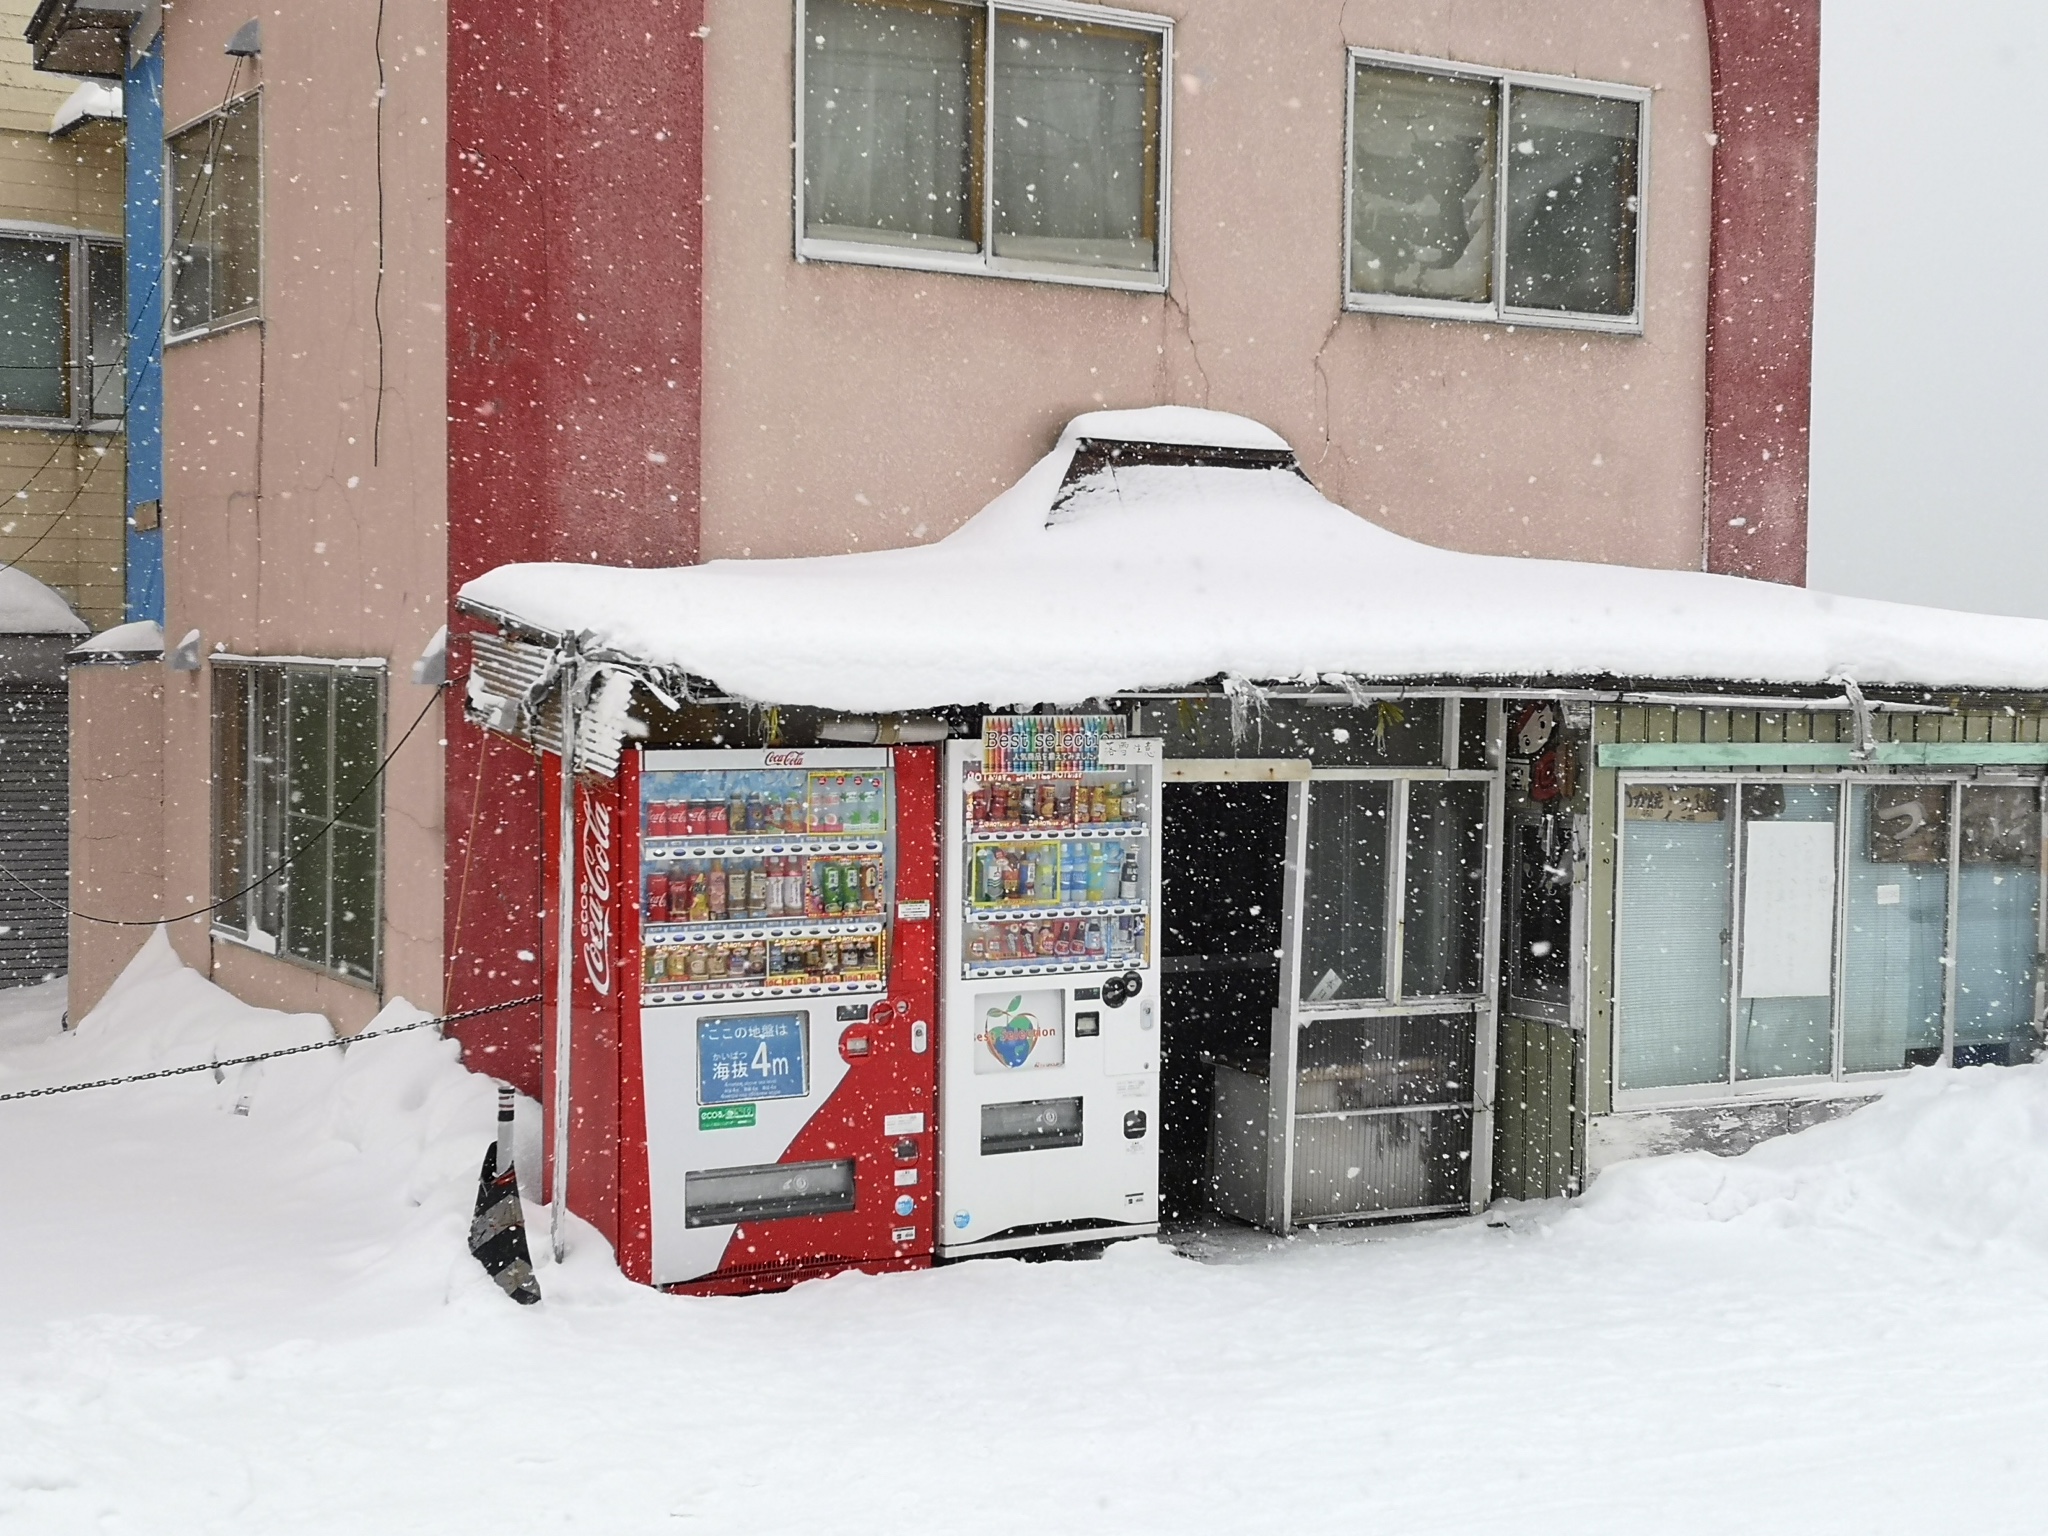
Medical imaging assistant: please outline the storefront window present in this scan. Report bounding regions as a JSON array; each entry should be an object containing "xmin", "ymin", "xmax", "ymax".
[
  {"xmin": 1954, "ymin": 785, "xmax": 2042, "ymax": 1063},
  {"xmin": 1735, "ymin": 784, "xmax": 1839, "ymax": 1082},
  {"xmin": 1616, "ymin": 784, "xmax": 1732, "ymax": 1092},
  {"xmin": 1617, "ymin": 777, "xmax": 2044, "ymax": 1101},
  {"xmin": 1841, "ymin": 785, "xmax": 1948, "ymax": 1073}
]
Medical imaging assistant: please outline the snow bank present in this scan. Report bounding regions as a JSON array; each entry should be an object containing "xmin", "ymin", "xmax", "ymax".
[
  {"xmin": 1577, "ymin": 1062, "xmax": 2048, "ymax": 1257},
  {"xmin": 459, "ymin": 408, "xmax": 2048, "ymax": 711},
  {"xmin": 0, "ymin": 933, "xmax": 507, "ymax": 1335},
  {"xmin": 11, "ymin": 939, "xmax": 2048, "ymax": 1531},
  {"xmin": 0, "ymin": 567, "xmax": 86, "ymax": 636}
]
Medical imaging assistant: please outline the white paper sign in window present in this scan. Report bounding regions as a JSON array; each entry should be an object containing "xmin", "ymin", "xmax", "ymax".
[{"xmin": 1741, "ymin": 821, "xmax": 1837, "ymax": 998}]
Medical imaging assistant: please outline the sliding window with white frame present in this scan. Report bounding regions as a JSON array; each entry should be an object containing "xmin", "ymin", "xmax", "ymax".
[
  {"xmin": 796, "ymin": 0, "xmax": 1171, "ymax": 291},
  {"xmin": 1345, "ymin": 50, "xmax": 1649, "ymax": 333},
  {"xmin": 1613, "ymin": 774, "xmax": 2045, "ymax": 1107}
]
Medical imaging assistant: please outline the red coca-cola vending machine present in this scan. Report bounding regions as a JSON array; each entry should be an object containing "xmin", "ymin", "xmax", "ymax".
[{"xmin": 541, "ymin": 744, "xmax": 939, "ymax": 1294}]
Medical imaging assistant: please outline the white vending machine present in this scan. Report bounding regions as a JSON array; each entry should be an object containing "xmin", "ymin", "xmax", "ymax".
[{"xmin": 938, "ymin": 717, "xmax": 1163, "ymax": 1258}]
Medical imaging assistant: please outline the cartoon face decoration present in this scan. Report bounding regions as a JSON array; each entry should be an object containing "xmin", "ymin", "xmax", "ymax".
[{"xmin": 1515, "ymin": 702, "xmax": 1560, "ymax": 759}]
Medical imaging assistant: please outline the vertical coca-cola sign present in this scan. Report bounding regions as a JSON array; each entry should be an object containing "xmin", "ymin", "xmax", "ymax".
[{"xmin": 578, "ymin": 783, "xmax": 614, "ymax": 998}]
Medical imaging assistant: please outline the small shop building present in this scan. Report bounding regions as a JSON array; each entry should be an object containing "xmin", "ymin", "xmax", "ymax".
[{"xmin": 455, "ymin": 409, "xmax": 2048, "ymax": 1265}]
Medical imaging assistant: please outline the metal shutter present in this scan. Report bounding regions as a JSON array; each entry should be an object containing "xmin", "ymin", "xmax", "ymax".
[{"xmin": 0, "ymin": 681, "xmax": 68, "ymax": 986}]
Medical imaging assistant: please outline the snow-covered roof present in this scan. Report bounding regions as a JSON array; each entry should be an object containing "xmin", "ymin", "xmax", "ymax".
[
  {"xmin": 51, "ymin": 82, "xmax": 122, "ymax": 137},
  {"xmin": 458, "ymin": 409, "xmax": 2048, "ymax": 712},
  {"xmin": 0, "ymin": 569, "xmax": 88, "ymax": 637}
]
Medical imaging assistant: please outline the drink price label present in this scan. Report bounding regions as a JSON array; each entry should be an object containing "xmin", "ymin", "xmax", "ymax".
[{"xmin": 1097, "ymin": 738, "xmax": 1162, "ymax": 766}]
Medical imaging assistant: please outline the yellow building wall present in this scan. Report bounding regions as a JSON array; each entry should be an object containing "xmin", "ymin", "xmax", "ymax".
[{"xmin": 2, "ymin": 0, "xmax": 128, "ymax": 633}]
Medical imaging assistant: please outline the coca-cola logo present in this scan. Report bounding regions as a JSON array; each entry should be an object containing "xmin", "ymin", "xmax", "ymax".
[
  {"xmin": 762, "ymin": 749, "xmax": 807, "ymax": 768},
  {"xmin": 578, "ymin": 788, "xmax": 613, "ymax": 997}
]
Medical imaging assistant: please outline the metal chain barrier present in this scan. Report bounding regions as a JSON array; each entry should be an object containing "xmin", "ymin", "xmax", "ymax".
[{"xmin": 0, "ymin": 993, "xmax": 540, "ymax": 1105}]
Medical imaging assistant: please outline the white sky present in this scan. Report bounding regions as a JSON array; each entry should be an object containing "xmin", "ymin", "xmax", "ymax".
[{"xmin": 1808, "ymin": 2, "xmax": 2048, "ymax": 618}]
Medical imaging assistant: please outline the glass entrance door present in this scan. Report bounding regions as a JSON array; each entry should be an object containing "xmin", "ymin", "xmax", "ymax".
[{"xmin": 1266, "ymin": 770, "xmax": 1502, "ymax": 1229}]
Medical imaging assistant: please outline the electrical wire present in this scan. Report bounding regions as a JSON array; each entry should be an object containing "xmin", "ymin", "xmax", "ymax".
[
  {"xmin": 0, "ymin": 682, "xmax": 445, "ymax": 929},
  {"xmin": 0, "ymin": 990, "xmax": 543, "ymax": 1105}
]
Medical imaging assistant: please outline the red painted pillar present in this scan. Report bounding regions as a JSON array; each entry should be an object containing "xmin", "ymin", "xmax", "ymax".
[
  {"xmin": 1701, "ymin": 0, "xmax": 1822, "ymax": 585},
  {"xmin": 446, "ymin": 0, "xmax": 705, "ymax": 1091}
]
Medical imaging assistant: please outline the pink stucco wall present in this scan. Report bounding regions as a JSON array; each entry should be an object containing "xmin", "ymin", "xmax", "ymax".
[
  {"xmin": 699, "ymin": 0, "xmax": 1713, "ymax": 570},
  {"xmin": 143, "ymin": 1, "xmax": 448, "ymax": 1031}
]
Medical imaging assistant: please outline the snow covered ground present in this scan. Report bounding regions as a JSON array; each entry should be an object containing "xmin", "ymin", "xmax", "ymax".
[{"xmin": 6, "ymin": 939, "xmax": 2046, "ymax": 1535}]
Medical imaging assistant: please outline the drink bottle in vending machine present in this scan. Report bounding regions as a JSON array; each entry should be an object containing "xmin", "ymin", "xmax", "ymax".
[
  {"xmin": 542, "ymin": 745, "xmax": 939, "ymax": 1294},
  {"xmin": 937, "ymin": 722, "xmax": 1164, "ymax": 1259}
]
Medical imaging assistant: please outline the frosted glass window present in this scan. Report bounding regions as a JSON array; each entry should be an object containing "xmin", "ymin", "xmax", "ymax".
[
  {"xmin": 1299, "ymin": 781, "xmax": 1390, "ymax": 1003},
  {"xmin": 1841, "ymin": 786, "xmax": 1949, "ymax": 1073},
  {"xmin": 991, "ymin": 13, "xmax": 1160, "ymax": 272},
  {"xmin": 1348, "ymin": 66, "xmax": 1495, "ymax": 303},
  {"xmin": 1954, "ymin": 786, "xmax": 2040, "ymax": 1063},
  {"xmin": 1616, "ymin": 785, "xmax": 1732, "ymax": 1091},
  {"xmin": 1346, "ymin": 56, "xmax": 1644, "ymax": 328},
  {"xmin": 803, "ymin": 0, "xmax": 979, "ymax": 252},
  {"xmin": 1402, "ymin": 780, "xmax": 1488, "ymax": 997},
  {"xmin": 1735, "ymin": 785, "xmax": 1838, "ymax": 1082},
  {"xmin": 1504, "ymin": 88, "xmax": 1641, "ymax": 317},
  {"xmin": 802, "ymin": 1, "xmax": 1166, "ymax": 280}
]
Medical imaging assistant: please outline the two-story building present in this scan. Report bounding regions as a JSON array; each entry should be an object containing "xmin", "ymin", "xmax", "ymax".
[{"xmin": 47, "ymin": 0, "xmax": 2046, "ymax": 1243}]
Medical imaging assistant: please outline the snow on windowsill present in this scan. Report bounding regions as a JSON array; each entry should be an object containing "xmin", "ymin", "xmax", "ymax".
[{"xmin": 51, "ymin": 83, "xmax": 122, "ymax": 137}]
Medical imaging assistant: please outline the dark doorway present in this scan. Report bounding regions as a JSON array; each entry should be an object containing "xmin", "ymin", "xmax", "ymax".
[{"xmin": 1159, "ymin": 782, "xmax": 1288, "ymax": 1222}]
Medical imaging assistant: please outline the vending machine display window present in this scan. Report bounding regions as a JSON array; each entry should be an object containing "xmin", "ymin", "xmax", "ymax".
[
  {"xmin": 639, "ymin": 766, "xmax": 894, "ymax": 1006},
  {"xmin": 960, "ymin": 766, "xmax": 1153, "ymax": 979}
]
